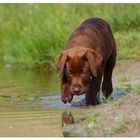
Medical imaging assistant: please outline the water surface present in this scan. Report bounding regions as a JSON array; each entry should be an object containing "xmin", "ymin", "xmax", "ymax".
[
  {"xmin": 0, "ymin": 66, "xmax": 85, "ymax": 136},
  {"xmin": 0, "ymin": 66, "xmax": 131, "ymax": 136}
]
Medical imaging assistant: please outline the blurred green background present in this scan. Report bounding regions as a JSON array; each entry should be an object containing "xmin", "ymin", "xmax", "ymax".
[{"xmin": 0, "ymin": 4, "xmax": 140, "ymax": 70}]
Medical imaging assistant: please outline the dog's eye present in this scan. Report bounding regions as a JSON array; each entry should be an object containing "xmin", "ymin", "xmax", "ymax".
[{"xmin": 81, "ymin": 71, "xmax": 86, "ymax": 75}]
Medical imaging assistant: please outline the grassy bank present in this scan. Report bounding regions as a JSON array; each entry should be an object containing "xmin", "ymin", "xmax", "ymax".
[
  {"xmin": 0, "ymin": 4, "xmax": 140, "ymax": 69},
  {"xmin": 62, "ymin": 85, "xmax": 140, "ymax": 136},
  {"xmin": 79, "ymin": 91, "xmax": 140, "ymax": 136}
]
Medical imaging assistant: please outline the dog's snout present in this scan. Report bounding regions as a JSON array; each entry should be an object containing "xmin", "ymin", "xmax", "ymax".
[{"xmin": 72, "ymin": 84, "xmax": 82, "ymax": 94}]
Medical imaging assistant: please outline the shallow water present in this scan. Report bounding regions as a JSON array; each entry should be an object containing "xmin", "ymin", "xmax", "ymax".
[
  {"xmin": 0, "ymin": 66, "xmax": 131, "ymax": 136},
  {"xmin": 0, "ymin": 66, "xmax": 86, "ymax": 136}
]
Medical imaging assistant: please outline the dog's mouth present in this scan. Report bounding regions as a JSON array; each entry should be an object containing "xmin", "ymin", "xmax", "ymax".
[
  {"xmin": 71, "ymin": 86, "xmax": 88, "ymax": 96},
  {"xmin": 72, "ymin": 91, "xmax": 85, "ymax": 96}
]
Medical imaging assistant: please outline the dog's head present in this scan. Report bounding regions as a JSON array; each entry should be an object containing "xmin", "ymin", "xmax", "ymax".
[{"xmin": 56, "ymin": 47, "xmax": 102, "ymax": 96}]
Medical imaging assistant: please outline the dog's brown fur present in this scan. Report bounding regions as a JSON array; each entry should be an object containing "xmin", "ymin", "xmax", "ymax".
[{"xmin": 56, "ymin": 18, "xmax": 116, "ymax": 105}]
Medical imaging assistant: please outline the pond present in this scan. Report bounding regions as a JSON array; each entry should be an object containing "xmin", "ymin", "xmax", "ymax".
[
  {"xmin": 0, "ymin": 66, "xmax": 87, "ymax": 136},
  {"xmin": 0, "ymin": 65, "xmax": 131, "ymax": 136}
]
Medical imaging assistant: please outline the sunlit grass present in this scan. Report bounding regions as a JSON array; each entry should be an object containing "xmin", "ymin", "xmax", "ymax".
[
  {"xmin": 115, "ymin": 29, "xmax": 140, "ymax": 60},
  {"xmin": 0, "ymin": 4, "xmax": 140, "ymax": 69}
]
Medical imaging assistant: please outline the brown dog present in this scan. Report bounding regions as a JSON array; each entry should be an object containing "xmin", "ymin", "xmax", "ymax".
[{"xmin": 56, "ymin": 17, "xmax": 116, "ymax": 105}]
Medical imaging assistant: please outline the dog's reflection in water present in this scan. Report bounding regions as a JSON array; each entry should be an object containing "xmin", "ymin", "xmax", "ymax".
[{"xmin": 61, "ymin": 111, "xmax": 75, "ymax": 127}]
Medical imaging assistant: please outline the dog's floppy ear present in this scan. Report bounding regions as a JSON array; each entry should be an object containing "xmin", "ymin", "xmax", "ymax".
[
  {"xmin": 85, "ymin": 49, "xmax": 102, "ymax": 77},
  {"xmin": 55, "ymin": 51, "xmax": 67, "ymax": 78}
]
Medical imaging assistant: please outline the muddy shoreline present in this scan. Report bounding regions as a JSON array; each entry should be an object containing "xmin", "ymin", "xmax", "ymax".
[
  {"xmin": 0, "ymin": 60, "xmax": 140, "ymax": 137},
  {"xmin": 62, "ymin": 59, "xmax": 140, "ymax": 137}
]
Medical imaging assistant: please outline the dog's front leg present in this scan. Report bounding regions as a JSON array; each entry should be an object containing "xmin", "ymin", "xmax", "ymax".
[
  {"xmin": 61, "ymin": 75, "xmax": 73, "ymax": 103},
  {"xmin": 85, "ymin": 75, "xmax": 102, "ymax": 106}
]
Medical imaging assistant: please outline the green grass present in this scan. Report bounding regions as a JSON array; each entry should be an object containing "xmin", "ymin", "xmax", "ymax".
[
  {"xmin": 115, "ymin": 30, "xmax": 140, "ymax": 60},
  {"xmin": 0, "ymin": 4, "xmax": 140, "ymax": 70}
]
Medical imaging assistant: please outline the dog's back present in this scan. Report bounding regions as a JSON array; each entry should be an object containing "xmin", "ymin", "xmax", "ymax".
[
  {"xmin": 81, "ymin": 17, "xmax": 111, "ymax": 32},
  {"xmin": 66, "ymin": 17, "xmax": 116, "ymax": 63}
]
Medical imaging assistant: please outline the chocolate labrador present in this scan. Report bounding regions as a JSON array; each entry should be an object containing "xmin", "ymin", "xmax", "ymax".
[{"xmin": 56, "ymin": 17, "xmax": 116, "ymax": 105}]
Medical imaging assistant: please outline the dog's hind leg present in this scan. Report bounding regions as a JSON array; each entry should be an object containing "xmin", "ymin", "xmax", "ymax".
[{"xmin": 102, "ymin": 49, "xmax": 116, "ymax": 98}]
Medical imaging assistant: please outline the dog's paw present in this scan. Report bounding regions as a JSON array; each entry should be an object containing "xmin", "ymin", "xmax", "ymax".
[{"xmin": 61, "ymin": 94, "xmax": 73, "ymax": 104}]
